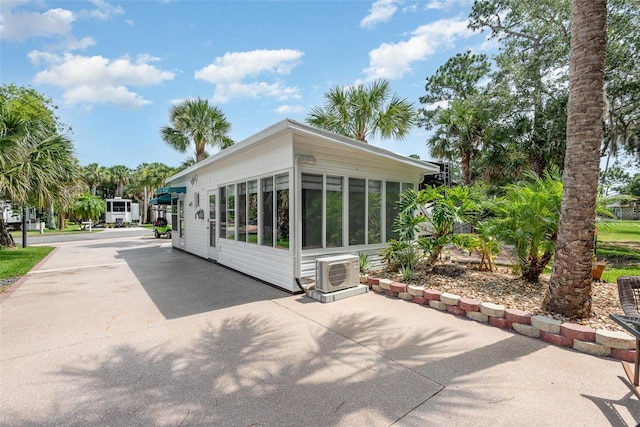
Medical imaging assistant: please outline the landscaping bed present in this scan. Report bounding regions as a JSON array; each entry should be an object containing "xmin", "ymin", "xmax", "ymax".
[{"xmin": 375, "ymin": 263, "xmax": 624, "ymax": 333}]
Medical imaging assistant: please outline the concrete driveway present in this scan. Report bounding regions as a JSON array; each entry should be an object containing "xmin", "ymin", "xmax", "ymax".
[{"xmin": 1, "ymin": 234, "xmax": 639, "ymax": 426}]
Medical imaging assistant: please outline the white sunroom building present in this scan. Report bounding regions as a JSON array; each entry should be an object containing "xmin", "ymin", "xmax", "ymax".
[{"xmin": 163, "ymin": 119, "xmax": 440, "ymax": 293}]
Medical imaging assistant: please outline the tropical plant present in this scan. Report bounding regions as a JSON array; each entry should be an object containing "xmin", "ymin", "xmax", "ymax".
[
  {"xmin": 380, "ymin": 240, "xmax": 421, "ymax": 271},
  {"xmin": 83, "ymin": 163, "xmax": 108, "ymax": 197},
  {"xmin": 469, "ymin": 0, "xmax": 571, "ymax": 177},
  {"xmin": 601, "ymin": 0, "xmax": 640, "ymax": 163},
  {"xmin": 419, "ymin": 51, "xmax": 491, "ymax": 186},
  {"xmin": 358, "ymin": 252, "xmax": 373, "ymax": 275},
  {"xmin": 399, "ymin": 266, "xmax": 415, "ymax": 282},
  {"xmin": 0, "ymin": 109, "xmax": 80, "ymax": 247},
  {"xmin": 306, "ymin": 79, "xmax": 416, "ymax": 143},
  {"xmin": 395, "ymin": 185, "xmax": 483, "ymax": 263},
  {"xmin": 73, "ymin": 194, "xmax": 106, "ymax": 223},
  {"xmin": 161, "ymin": 98, "xmax": 234, "ymax": 163},
  {"xmin": 109, "ymin": 165, "xmax": 131, "ymax": 198},
  {"xmin": 428, "ymin": 97, "xmax": 488, "ymax": 186},
  {"xmin": 129, "ymin": 162, "xmax": 175, "ymax": 224},
  {"xmin": 454, "ymin": 222, "xmax": 503, "ymax": 272},
  {"xmin": 544, "ymin": 0, "xmax": 607, "ymax": 318},
  {"xmin": 0, "ymin": 83, "xmax": 68, "ymax": 134},
  {"xmin": 486, "ymin": 171, "xmax": 563, "ymax": 282}
]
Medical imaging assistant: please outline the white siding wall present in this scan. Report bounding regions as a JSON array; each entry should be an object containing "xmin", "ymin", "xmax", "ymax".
[
  {"xmin": 294, "ymin": 134, "xmax": 427, "ymax": 281},
  {"xmin": 171, "ymin": 134, "xmax": 298, "ymax": 292},
  {"xmin": 218, "ymin": 240, "xmax": 295, "ymax": 291}
]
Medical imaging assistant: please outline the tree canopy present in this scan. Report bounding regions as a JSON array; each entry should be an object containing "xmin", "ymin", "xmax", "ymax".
[
  {"xmin": 161, "ymin": 98, "xmax": 234, "ymax": 163},
  {"xmin": 307, "ymin": 79, "xmax": 416, "ymax": 143}
]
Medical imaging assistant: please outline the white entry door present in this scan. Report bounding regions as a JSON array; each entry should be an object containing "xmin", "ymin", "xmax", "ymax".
[{"xmin": 207, "ymin": 191, "xmax": 217, "ymax": 261}]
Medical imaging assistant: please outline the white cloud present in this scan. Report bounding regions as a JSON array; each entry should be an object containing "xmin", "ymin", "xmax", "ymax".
[
  {"xmin": 360, "ymin": 0, "xmax": 400, "ymax": 29},
  {"xmin": 28, "ymin": 51, "xmax": 175, "ymax": 108},
  {"xmin": 1, "ymin": 0, "xmax": 124, "ymax": 49},
  {"xmin": 195, "ymin": 49, "xmax": 303, "ymax": 103},
  {"xmin": 64, "ymin": 36, "xmax": 97, "ymax": 51},
  {"xmin": 363, "ymin": 17, "xmax": 474, "ymax": 80},
  {"xmin": 79, "ymin": 0, "xmax": 125, "ymax": 21},
  {"xmin": 212, "ymin": 81, "xmax": 301, "ymax": 104},
  {"xmin": 0, "ymin": 4, "xmax": 75, "ymax": 41},
  {"xmin": 275, "ymin": 104, "xmax": 305, "ymax": 115},
  {"xmin": 424, "ymin": 0, "xmax": 473, "ymax": 10}
]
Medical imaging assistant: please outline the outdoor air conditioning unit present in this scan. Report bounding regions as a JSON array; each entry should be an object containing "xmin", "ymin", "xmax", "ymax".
[{"xmin": 315, "ymin": 255, "xmax": 359, "ymax": 293}]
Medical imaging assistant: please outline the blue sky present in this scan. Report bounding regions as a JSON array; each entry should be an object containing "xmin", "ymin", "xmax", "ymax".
[{"xmin": 1, "ymin": 0, "xmax": 493, "ymax": 169}]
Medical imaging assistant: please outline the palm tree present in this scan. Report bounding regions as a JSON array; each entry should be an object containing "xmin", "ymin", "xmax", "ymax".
[
  {"xmin": 0, "ymin": 108, "xmax": 80, "ymax": 247},
  {"xmin": 83, "ymin": 163, "xmax": 107, "ymax": 196},
  {"xmin": 179, "ymin": 152, "xmax": 210, "ymax": 170},
  {"xmin": 161, "ymin": 98, "xmax": 234, "ymax": 163},
  {"xmin": 130, "ymin": 162, "xmax": 175, "ymax": 224},
  {"xmin": 306, "ymin": 79, "xmax": 416, "ymax": 143},
  {"xmin": 109, "ymin": 165, "xmax": 131, "ymax": 198},
  {"xmin": 486, "ymin": 171, "xmax": 563, "ymax": 283},
  {"xmin": 428, "ymin": 98, "xmax": 486, "ymax": 186},
  {"xmin": 543, "ymin": 0, "xmax": 607, "ymax": 318}
]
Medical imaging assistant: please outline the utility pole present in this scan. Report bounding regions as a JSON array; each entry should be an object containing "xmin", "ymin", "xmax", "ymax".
[{"xmin": 21, "ymin": 206, "xmax": 27, "ymax": 248}]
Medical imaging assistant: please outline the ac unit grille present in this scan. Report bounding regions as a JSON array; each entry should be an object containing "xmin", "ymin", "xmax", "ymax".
[
  {"xmin": 328, "ymin": 263, "xmax": 347, "ymax": 287},
  {"xmin": 315, "ymin": 255, "xmax": 359, "ymax": 293}
]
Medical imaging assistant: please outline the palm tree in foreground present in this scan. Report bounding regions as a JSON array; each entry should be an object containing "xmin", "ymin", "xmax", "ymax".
[
  {"xmin": 306, "ymin": 79, "xmax": 416, "ymax": 143},
  {"xmin": 161, "ymin": 98, "xmax": 234, "ymax": 163},
  {"xmin": 0, "ymin": 108, "xmax": 80, "ymax": 247},
  {"xmin": 543, "ymin": 0, "xmax": 607, "ymax": 318}
]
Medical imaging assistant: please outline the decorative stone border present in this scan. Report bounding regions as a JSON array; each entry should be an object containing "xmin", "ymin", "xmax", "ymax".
[{"xmin": 367, "ymin": 276, "xmax": 636, "ymax": 361}]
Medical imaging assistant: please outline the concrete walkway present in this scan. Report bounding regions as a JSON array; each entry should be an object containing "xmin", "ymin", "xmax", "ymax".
[{"xmin": 1, "ymin": 235, "xmax": 639, "ymax": 426}]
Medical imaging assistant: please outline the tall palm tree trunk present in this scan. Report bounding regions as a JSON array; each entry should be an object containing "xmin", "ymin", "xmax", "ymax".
[
  {"xmin": 0, "ymin": 218, "xmax": 16, "ymax": 248},
  {"xmin": 543, "ymin": 0, "xmax": 607, "ymax": 318},
  {"xmin": 461, "ymin": 150, "xmax": 471, "ymax": 186},
  {"xmin": 142, "ymin": 187, "xmax": 149, "ymax": 224}
]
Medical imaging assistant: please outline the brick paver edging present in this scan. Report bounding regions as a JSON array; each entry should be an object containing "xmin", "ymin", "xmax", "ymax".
[{"xmin": 366, "ymin": 275, "xmax": 635, "ymax": 362}]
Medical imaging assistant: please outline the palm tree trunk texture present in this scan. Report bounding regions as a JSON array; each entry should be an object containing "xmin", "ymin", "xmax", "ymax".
[
  {"xmin": 461, "ymin": 150, "xmax": 471, "ymax": 186},
  {"xmin": 47, "ymin": 204, "xmax": 55, "ymax": 229},
  {"xmin": 142, "ymin": 187, "xmax": 148, "ymax": 224},
  {"xmin": 544, "ymin": 0, "xmax": 607, "ymax": 318},
  {"xmin": 0, "ymin": 219, "xmax": 16, "ymax": 248}
]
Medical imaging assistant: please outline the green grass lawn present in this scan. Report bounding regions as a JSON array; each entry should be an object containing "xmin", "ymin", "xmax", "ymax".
[
  {"xmin": 597, "ymin": 220, "xmax": 640, "ymax": 242},
  {"xmin": 0, "ymin": 246, "xmax": 55, "ymax": 280},
  {"xmin": 595, "ymin": 220, "xmax": 640, "ymax": 282}
]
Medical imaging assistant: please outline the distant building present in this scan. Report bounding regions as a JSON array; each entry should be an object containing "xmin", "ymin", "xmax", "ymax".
[
  {"xmin": 611, "ymin": 200, "xmax": 640, "ymax": 221},
  {"xmin": 0, "ymin": 201, "xmax": 38, "ymax": 231}
]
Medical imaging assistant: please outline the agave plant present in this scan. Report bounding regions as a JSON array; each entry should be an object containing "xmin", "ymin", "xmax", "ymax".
[
  {"xmin": 399, "ymin": 265, "xmax": 415, "ymax": 282},
  {"xmin": 358, "ymin": 252, "xmax": 373, "ymax": 275}
]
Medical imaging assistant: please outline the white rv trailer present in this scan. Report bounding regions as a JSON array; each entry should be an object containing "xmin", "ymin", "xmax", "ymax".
[
  {"xmin": 104, "ymin": 198, "xmax": 140, "ymax": 227},
  {"xmin": 0, "ymin": 201, "xmax": 38, "ymax": 231}
]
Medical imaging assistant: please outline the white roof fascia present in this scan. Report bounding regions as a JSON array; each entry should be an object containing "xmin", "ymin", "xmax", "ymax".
[
  {"xmin": 286, "ymin": 119, "xmax": 440, "ymax": 174},
  {"xmin": 168, "ymin": 118, "xmax": 439, "ymax": 182}
]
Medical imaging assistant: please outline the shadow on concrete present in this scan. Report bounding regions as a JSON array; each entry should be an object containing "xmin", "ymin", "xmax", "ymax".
[
  {"xmin": 113, "ymin": 242, "xmax": 289, "ymax": 319},
  {"xmin": 582, "ymin": 377, "xmax": 640, "ymax": 427},
  {"xmin": 5, "ymin": 311, "xmax": 563, "ymax": 426},
  {"xmin": 1, "ymin": 314, "xmax": 508, "ymax": 426}
]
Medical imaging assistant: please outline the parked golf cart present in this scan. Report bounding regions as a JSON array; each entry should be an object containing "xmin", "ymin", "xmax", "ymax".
[{"xmin": 153, "ymin": 217, "xmax": 171, "ymax": 238}]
